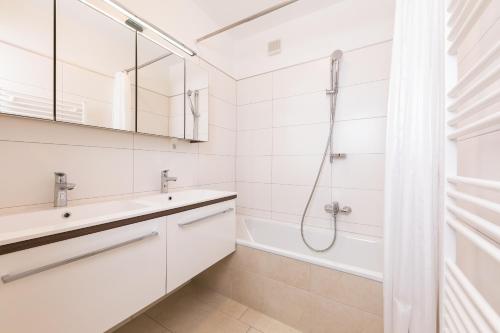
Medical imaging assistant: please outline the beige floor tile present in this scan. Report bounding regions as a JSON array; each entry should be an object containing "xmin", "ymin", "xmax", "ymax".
[
  {"xmin": 113, "ymin": 315, "xmax": 172, "ymax": 333},
  {"xmin": 194, "ymin": 256, "xmax": 234, "ymax": 297},
  {"xmin": 361, "ymin": 314, "xmax": 383, "ymax": 333},
  {"xmin": 240, "ymin": 308, "xmax": 302, "ymax": 333},
  {"xmin": 247, "ymin": 328, "xmax": 263, "ymax": 333},
  {"xmin": 187, "ymin": 310, "xmax": 249, "ymax": 333},
  {"xmin": 192, "ymin": 284, "xmax": 248, "ymax": 319}
]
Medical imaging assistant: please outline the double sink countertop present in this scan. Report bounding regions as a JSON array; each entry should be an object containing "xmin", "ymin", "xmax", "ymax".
[{"xmin": 0, "ymin": 190, "xmax": 237, "ymax": 253}]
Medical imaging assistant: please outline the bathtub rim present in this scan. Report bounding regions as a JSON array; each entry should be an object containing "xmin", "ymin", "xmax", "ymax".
[{"xmin": 236, "ymin": 217, "xmax": 383, "ymax": 282}]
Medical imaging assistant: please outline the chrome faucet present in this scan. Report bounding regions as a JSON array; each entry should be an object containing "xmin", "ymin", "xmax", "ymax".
[
  {"xmin": 161, "ymin": 170, "xmax": 177, "ymax": 193},
  {"xmin": 324, "ymin": 201, "xmax": 352, "ymax": 216},
  {"xmin": 54, "ymin": 172, "xmax": 76, "ymax": 207}
]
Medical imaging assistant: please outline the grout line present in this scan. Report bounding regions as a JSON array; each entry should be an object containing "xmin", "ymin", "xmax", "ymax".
[
  {"xmin": 237, "ymin": 78, "xmax": 390, "ymax": 107},
  {"xmin": 236, "ymin": 39, "xmax": 393, "ymax": 81},
  {"xmin": 235, "ymin": 181, "xmax": 384, "ymax": 191},
  {"xmin": 0, "ymin": 138, "xmax": 134, "ymax": 151},
  {"xmin": 235, "ymin": 115, "xmax": 388, "ymax": 133},
  {"xmin": 236, "ymin": 152, "xmax": 385, "ymax": 157}
]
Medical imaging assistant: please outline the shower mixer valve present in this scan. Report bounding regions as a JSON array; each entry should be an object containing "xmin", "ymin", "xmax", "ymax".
[{"xmin": 324, "ymin": 202, "xmax": 352, "ymax": 216}]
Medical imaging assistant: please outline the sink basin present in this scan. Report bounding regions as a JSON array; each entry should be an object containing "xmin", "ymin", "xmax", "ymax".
[
  {"xmin": 135, "ymin": 190, "xmax": 228, "ymax": 207},
  {"xmin": 0, "ymin": 200, "xmax": 149, "ymax": 234}
]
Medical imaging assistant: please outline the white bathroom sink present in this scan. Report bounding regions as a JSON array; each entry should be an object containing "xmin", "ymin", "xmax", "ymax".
[
  {"xmin": 0, "ymin": 200, "xmax": 149, "ymax": 234},
  {"xmin": 136, "ymin": 190, "xmax": 230, "ymax": 207},
  {"xmin": 0, "ymin": 189, "xmax": 236, "ymax": 246}
]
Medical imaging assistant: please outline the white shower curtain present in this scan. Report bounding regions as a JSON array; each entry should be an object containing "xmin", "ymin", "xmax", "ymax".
[
  {"xmin": 112, "ymin": 71, "xmax": 132, "ymax": 130},
  {"xmin": 384, "ymin": 0, "xmax": 444, "ymax": 332}
]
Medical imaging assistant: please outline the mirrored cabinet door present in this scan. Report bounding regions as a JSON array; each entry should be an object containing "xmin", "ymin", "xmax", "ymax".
[
  {"xmin": 0, "ymin": 0, "xmax": 54, "ymax": 120},
  {"xmin": 185, "ymin": 61, "xmax": 208, "ymax": 142},
  {"xmin": 136, "ymin": 35, "xmax": 185, "ymax": 138},
  {"xmin": 56, "ymin": 0, "xmax": 136, "ymax": 130}
]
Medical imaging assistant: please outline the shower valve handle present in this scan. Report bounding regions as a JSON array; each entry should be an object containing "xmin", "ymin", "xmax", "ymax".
[{"xmin": 324, "ymin": 202, "xmax": 352, "ymax": 216}]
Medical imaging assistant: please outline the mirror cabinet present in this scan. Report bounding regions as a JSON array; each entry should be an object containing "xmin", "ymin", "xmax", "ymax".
[{"xmin": 0, "ymin": 0, "xmax": 209, "ymax": 142}]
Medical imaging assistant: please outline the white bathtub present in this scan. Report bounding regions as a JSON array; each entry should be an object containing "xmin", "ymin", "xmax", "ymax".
[{"xmin": 237, "ymin": 216, "xmax": 383, "ymax": 281}]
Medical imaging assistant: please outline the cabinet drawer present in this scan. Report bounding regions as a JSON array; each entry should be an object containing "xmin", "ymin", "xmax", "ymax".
[
  {"xmin": 0, "ymin": 218, "xmax": 166, "ymax": 333},
  {"xmin": 167, "ymin": 200, "xmax": 235, "ymax": 292}
]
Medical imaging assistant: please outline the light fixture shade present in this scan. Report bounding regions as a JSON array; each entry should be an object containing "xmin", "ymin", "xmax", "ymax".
[{"xmin": 103, "ymin": 0, "xmax": 196, "ymax": 57}]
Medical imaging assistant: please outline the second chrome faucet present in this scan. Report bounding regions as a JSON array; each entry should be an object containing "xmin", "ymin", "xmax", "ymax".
[
  {"xmin": 54, "ymin": 172, "xmax": 76, "ymax": 207},
  {"xmin": 161, "ymin": 170, "xmax": 177, "ymax": 193}
]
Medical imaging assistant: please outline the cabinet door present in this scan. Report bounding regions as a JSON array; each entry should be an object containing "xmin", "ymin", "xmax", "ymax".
[
  {"xmin": 167, "ymin": 200, "xmax": 236, "ymax": 292},
  {"xmin": 0, "ymin": 218, "xmax": 166, "ymax": 333}
]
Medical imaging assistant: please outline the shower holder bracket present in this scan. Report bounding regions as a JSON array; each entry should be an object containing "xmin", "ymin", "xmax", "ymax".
[{"xmin": 331, "ymin": 153, "xmax": 347, "ymax": 160}]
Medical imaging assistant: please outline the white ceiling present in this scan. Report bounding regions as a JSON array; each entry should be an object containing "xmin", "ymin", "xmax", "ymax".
[{"xmin": 194, "ymin": 0, "xmax": 345, "ymax": 40}]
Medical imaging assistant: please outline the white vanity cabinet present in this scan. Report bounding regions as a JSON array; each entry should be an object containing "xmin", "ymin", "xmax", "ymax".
[
  {"xmin": 166, "ymin": 199, "xmax": 236, "ymax": 292},
  {"xmin": 0, "ymin": 218, "xmax": 166, "ymax": 333}
]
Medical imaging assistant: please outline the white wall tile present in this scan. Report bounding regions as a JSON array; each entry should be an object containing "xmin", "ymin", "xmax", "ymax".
[
  {"xmin": 209, "ymin": 96, "xmax": 236, "ymax": 130},
  {"xmin": 0, "ymin": 141, "xmax": 133, "ymax": 208},
  {"xmin": 198, "ymin": 154, "xmax": 235, "ymax": 185},
  {"xmin": 199, "ymin": 125, "xmax": 236, "ymax": 156},
  {"xmin": 237, "ymin": 73, "xmax": 273, "ymax": 105},
  {"xmin": 236, "ymin": 182, "xmax": 272, "ymax": 211},
  {"xmin": 336, "ymin": 80, "xmax": 389, "ymax": 121},
  {"xmin": 236, "ymin": 156, "xmax": 272, "ymax": 183},
  {"xmin": 271, "ymin": 184, "xmax": 331, "ymax": 219},
  {"xmin": 272, "ymin": 155, "xmax": 330, "ymax": 187},
  {"xmin": 273, "ymin": 123, "xmax": 330, "ymax": 155},
  {"xmin": 208, "ymin": 67, "xmax": 236, "ymax": 105},
  {"xmin": 333, "ymin": 118, "xmax": 386, "ymax": 154},
  {"xmin": 272, "ymin": 58, "xmax": 330, "ymax": 99},
  {"xmin": 339, "ymin": 41, "xmax": 392, "ymax": 87},
  {"xmin": 237, "ymin": 128, "xmax": 272, "ymax": 156},
  {"xmin": 133, "ymin": 150, "xmax": 169, "ymax": 193},
  {"xmin": 332, "ymin": 154, "xmax": 385, "ymax": 190},
  {"xmin": 332, "ymin": 188, "xmax": 384, "ymax": 227},
  {"xmin": 273, "ymin": 91, "xmax": 329, "ymax": 127},
  {"xmin": 237, "ymin": 101, "xmax": 273, "ymax": 131},
  {"xmin": 0, "ymin": 114, "xmax": 134, "ymax": 149}
]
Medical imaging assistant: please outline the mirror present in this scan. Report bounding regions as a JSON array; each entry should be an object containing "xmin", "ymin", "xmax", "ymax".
[
  {"xmin": 185, "ymin": 61, "xmax": 209, "ymax": 141},
  {"xmin": 136, "ymin": 35, "xmax": 185, "ymax": 138},
  {"xmin": 0, "ymin": 0, "xmax": 54, "ymax": 120},
  {"xmin": 56, "ymin": 0, "xmax": 136, "ymax": 130}
]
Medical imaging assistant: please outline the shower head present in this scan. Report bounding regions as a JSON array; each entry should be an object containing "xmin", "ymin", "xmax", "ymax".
[
  {"xmin": 187, "ymin": 89, "xmax": 192, "ymax": 96},
  {"xmin": 331, "ymin": 49, "xmax": 343, "ymax": 62}
]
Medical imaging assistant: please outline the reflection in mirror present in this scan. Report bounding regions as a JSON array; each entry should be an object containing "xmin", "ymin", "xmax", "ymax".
[
  {"xmin": 0, "ymin": 0, "xmax": 54, "ymax": 120},
  {"xmin": 185, "ymin": 61, "xmax": 208, "ymax": 141},
  {"xmin": 56, "ymin": 0, "xmax": 136, "ymax": 130},
  {"xmin": 136, "ymin": 35, "xmax": 185, "ymax": 138}
]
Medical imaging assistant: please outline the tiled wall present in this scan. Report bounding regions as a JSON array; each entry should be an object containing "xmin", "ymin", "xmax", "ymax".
[
  {"xmin": 195, "ymin": 244, "xmax": 383, "ymax": 333},
  {"xmin": 235, "ymin": 41, "xmax": 392, "ymax": 238},
  {"xmin": 0, "ymin": 59, "xmax": 237, "ymax": 213},
  {"xmin": 454, "ymin": 0, "xmax": 500, "ymax": 313}
]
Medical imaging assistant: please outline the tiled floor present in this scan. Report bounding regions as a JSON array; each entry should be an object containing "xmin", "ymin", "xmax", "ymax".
[{"xmin": 114, "ymin": 283, "xmax": 301, "ymax": 333}]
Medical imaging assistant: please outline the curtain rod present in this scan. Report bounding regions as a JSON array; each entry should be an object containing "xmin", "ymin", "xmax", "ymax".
[{"xmin": 196, "ymin": 0, "xmax": 300, "ymax": 43}]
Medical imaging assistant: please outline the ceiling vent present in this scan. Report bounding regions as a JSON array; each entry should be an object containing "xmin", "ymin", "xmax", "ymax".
[{"xmin": 267, "ymin": 39, "xmax": 281, "ymax": 56}]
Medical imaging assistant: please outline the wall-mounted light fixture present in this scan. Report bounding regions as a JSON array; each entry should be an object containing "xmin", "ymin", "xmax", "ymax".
[{"xmin": 103, "ymin": 0, "xmax": 196, "ymax": 57}]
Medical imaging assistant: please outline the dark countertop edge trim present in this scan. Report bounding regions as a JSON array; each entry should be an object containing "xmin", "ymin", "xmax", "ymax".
[{"xmin": 0, "ymin": 194, "xmax": 237, "ymax": 256}]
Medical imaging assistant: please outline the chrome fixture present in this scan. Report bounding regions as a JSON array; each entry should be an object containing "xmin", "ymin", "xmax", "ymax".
[
  {"xmin": 301, "ymin": 49, "xmax": 350, "ymax": 253},
  {"xmin": 1, "ymin": 231, "xmax": 158, "ymax": 284},
  {"xmin": 161, "ymin": 170, "xmax": 177, "ymax": 193},
  {"xmin": 54, "ymin": 172, "xmax": 76, "ymax": 207},
  {"xmin": 187, "ymin": 89, "xmax": 200, "ymax": 140},
  {"xmin": 102, "ymin": 0, "xmax": 196, "ymax": 56},
  {"xmin": 324, "ymin": 202, "xmax": 352, "ymax": 216}
]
